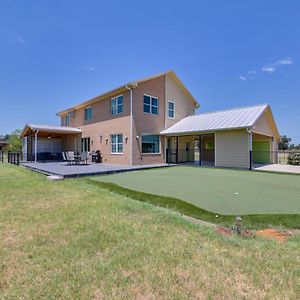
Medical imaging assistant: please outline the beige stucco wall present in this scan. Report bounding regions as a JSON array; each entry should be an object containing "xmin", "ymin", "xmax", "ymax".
[
  {"xmin": 252, "ymin": 110, "xmax": 279, "ymax": 152},
  {"xmin": 79, "ymin": 116, "xmax": 131, "ymax": 165},
  {"xmin": 165, "ymin": 74, "xmax": 196, "ymax": 128},
  {"xmin": 132, "ymin": 75, "xmax": 166, "ymax": 165},
  {"xmin": 58, "ymin": 74, "xmax": 197, "ymax": 165},
  {"xmin": 215, "ymin": 130, "xmax": 250, "ymax": 168},
  {"xmin": 252, "ymin": 111, "xmax": 274, "ymax": 137},
  {"xmin": 61, "ymin": 91, "xmax": 131, "ymax": 127}
]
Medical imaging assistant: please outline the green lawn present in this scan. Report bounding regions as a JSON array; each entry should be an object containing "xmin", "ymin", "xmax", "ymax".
[
  {"xmin": 1, "ymin": 164, "xmax": 300, "ymax": 299},
  {"xmin": 92, "ymin": 166, "xmax": 300, "ymax": 215}
]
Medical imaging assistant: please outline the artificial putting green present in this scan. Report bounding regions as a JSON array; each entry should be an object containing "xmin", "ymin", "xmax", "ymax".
[{"xmin": 92, "ymin": 166, "xmax": 300, "ymax": 215}]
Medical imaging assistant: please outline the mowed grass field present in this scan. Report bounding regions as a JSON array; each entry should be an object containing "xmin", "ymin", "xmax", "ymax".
[
  {"xmin": 93, "ymin": 166, "xmax": 300, "ymax": 215},
  {"xmin": 1, "ymin": 164, "xmax": 299, "ymax": 299}
]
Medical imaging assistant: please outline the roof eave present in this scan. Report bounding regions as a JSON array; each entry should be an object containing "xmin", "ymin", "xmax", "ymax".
[{"xmin": 161, "ymin": 126, "xmax": 251, "ymax": 136}]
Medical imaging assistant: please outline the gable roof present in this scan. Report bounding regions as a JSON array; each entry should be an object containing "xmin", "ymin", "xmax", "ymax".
[
  {"xmin": 56, "ymin": 71, "xmax": 198, "ymax": 116},
  {"xmin": 161, "ymin": 104, "xmax": 279, "ymax": 137},
  {"xmin": 21, "ymin": 124, "xmax": 82, "ymax": 137}
]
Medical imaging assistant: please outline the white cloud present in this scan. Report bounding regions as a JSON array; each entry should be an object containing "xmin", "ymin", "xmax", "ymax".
[
  {"xmin": 84, "ymin": 66, "xmax": 95, "ymax": 71},
  {"xmin": 8, "ymin": 36, "xmax": 25, "ymax": 44},
  {"xmin": 238, "ymin": 75, "xmax": 247, "ymax": 81},
  {"xmin": 16, "ymin": 37, "xmax": 24, "ymax": 43},
  {"xmin": 262, "ymin": 67, "xmax": 276, "ymax": 73},
  {"xmin": 274, "ymin": 58, "xmax": 293, "ymax": 66},
  {"xmin": 239, "ymin": 57, "xmax": 293, "ymax": 80}
]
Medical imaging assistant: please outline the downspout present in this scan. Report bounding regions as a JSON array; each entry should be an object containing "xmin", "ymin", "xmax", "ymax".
[
  {"xmin": 246, "ymin": 128, "xmax": 252, "ymax": 169},
  {"xmin": 34, "ymin": 130, "xmax": 39, "ymax": 163},
  {"xmin": 125, "ymin": 85, "xmax": 134, "ymax": 165}
]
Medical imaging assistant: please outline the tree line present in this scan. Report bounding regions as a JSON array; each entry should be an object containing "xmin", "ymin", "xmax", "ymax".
[{"xmin": 0, "ymin": 129, "xmax": 22, "ymax": 152}]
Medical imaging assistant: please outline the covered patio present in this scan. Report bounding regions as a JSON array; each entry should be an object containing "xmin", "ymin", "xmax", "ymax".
[
  {"xmin": 21, "ymin": 124, "xmax": 82, "ymax": 162},
  {"xmin": 166, "ymin": 134, "xmax": 215, "ymax": 166}
]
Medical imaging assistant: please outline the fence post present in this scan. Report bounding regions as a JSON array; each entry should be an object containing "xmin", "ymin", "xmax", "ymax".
[
  {"xmin": 249, "ymin": 150, "xmax": 252, "ymax": 170},
  {"xmin": 166, "ymin": 148, "xmax": 169, "ymax": 164},
  {"xmin": 199, "ymin": 135, "xmax": 202, "ymax": 166}
]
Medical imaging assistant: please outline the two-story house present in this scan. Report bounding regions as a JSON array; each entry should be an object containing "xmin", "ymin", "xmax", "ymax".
[
  {"xmin": 21, "ymin": 71, "xmax": 280, "ymax": 169},
  {"xmin": 21, "ymin": 71, "xmax": 198, "ymax": 165}
]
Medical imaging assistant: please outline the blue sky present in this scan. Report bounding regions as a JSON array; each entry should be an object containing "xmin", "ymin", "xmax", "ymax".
[{"xmin": 1, "ymin": 0, "xmax": 300, "ymax": 143}]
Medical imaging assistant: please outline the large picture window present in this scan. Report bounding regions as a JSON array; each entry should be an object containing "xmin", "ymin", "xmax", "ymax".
[
  {"xmin": 143, "ymin": 95, "xmax": 158, "ymax": 115},
  {"xmin": 111, "ymin": 134, "xmax": 123, "ymax": 154},
  {"xmin": 142, "ymin": 134, "xmax": 160, "ymax": 154},
  {"xmin": 84, "ymin": 106, "xmax": 93, "ymax": 121},
  {"xmin": 111, "ymin": 95, "xmax": 123, "ymax": 116}
]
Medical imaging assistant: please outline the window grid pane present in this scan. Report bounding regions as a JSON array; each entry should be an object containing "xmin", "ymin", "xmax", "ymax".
[
  {"xmin": 111, "ymin": 95, "xmax": 123, "ymax": 116},
  {"xmin": 144, "ymin": 95, "xmax": 159, "ymax": 115},
  {"xmin": 111, "ymin": 134, "xmax": 123, "ymax": 153}
]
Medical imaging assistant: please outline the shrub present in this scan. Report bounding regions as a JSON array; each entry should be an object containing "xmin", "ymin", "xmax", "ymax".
[{"xmin": 287, "ymin": 153, "xmax": 300, "ymax": 165}]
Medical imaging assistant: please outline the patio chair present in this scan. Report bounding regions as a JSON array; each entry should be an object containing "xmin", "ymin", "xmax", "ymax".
[
  {"xmin": 67, "ymin": 151, "xmax": 76, "ymax": 165},
  {"xmin": 80, "ymin": 151, "xmax": 89, "ymax": 165},
  {"xmin": 62, "ymin": 152, "xmax": 69, "ymax": 165}
]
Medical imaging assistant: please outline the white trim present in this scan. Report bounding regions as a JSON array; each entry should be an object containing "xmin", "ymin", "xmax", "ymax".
[
  {"xmin": 34, "ymin": 130, "xmax": 39, "ymax": 163},
  {"xmin": 84, "ymin": 106, "xmax": 93, "ymax": 121},
  {"xmin": 141, "ymin": 133, "xmax": 161, "ymax": 154},
  {"xmin": 143, "ymin": 94, "xmax": 159, "ymax": 115},
  {"xmin": 110, "ymin": 133, "xmax": 123, "ymax": 154},
  {"xmin": 168, "ymin": 101, "xmax": 175, "ymax": 119},
  {"xmin": 111, "ymin": 94, "xmax": 124, "ymax": 116}
]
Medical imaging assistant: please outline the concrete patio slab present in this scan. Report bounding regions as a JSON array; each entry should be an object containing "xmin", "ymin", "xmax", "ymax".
[
  {"xmin": 254, "ymin": 164, "xmax": 300, "ymax": 174},
  {"xmin": 21, "ymin": 161, "xmax": 172, "ymax": 178}
]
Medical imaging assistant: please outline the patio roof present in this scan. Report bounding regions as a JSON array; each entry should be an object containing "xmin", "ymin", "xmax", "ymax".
[
  {"xmin": 161, "ymin": 104, "xmax": 279, "ymax": 136},
  {"xmin": 21, "ymin": 124, "xmax": 82, "ymax": 137},
  {"xmin": 0, "ymin": 139, "xmax": 8, "ymax": 145}
]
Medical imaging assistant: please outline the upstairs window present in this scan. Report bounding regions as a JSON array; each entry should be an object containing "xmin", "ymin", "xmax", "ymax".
[
  {"xmin": 65, "ymin": 114, "xmax": 70, "ymax": 126},
  {"xmin": 111, "ymin": 134, "xmax": 123, "ymax": 154},
  {"xmin": 111, "ymin": 95, "xmax": 123, "ymax": 116},
  {"xmin": 168, "ymin": 101, "xmax": 175, "ymax": 118},
  {"xmin": 142, "ymin": 134, "xmax": 160, "ymax": 154},
  {"xmin": 143, "ymin": 95, "xmax": 158, "ymax": 115},
  {"xmin": 84, "ymin": 106, "xmax": 92, "ymax": 121}
]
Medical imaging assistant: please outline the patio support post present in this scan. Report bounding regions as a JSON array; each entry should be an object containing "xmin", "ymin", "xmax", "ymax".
[
  {"xmin": 176, "ymin": 136, "xmax": 179, "ymax": 164},
  {"xmin": 199, "ymin": 134, "xmax": 202, "ymax": 166},
  {"xmin": 34, "ymin": 130, "xmax": 39, "ymax": 163}
]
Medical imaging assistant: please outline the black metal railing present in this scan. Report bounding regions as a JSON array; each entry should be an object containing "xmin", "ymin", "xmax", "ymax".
[
  {"xmin": 166, "ymin": 148, "xmax": 215, "ymax": 166},
  {"xmin": 26, "ymin": 152, "xmax": 64, "ymax": 162},
  {"xmin": 7, "ymin": 152, "xmax": 21, "ymax": 165}
]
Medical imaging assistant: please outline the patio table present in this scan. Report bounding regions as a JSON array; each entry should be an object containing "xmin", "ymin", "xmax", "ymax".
[{"xmin": 73, "ymin": 155, "xmax": 82, "ymax": 165}]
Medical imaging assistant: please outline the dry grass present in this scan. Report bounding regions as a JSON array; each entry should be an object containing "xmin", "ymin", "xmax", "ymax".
[{"xmin": 0, "ymin": 164, "xmax": 299, "ymax": 299}]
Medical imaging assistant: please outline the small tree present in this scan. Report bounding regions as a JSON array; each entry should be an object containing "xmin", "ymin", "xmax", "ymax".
[
  {"xmin": 4, "ymin": 129, "xmax": 22, "ymax": 152},
  {"xmin": 278, "ymin": 135, "xmax": 291, "ymax": 150}
]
